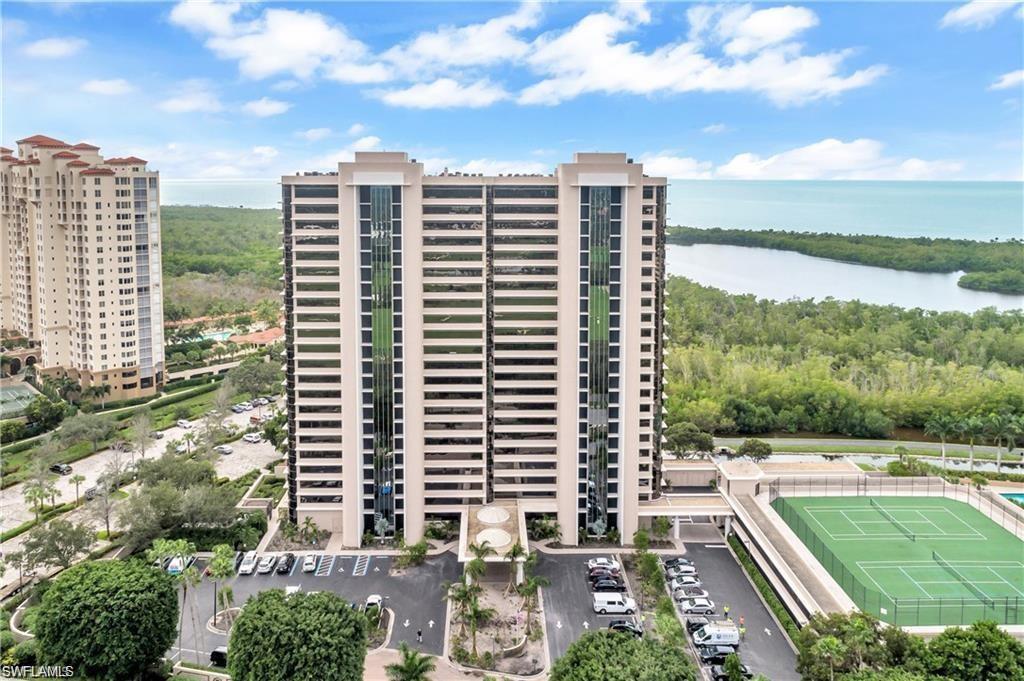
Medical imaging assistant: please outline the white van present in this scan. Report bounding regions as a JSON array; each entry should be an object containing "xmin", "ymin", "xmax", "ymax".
[
  {"xmin": 238, "ymin": 550, "xmax": 258, "ymax": 575},
  {"xmin": 693, "ymin": 622, "xmax": 740, "ymax": 647},
  {"xmin": 593, "ymin": 593, "xmax": 637, "ymax": 615}
]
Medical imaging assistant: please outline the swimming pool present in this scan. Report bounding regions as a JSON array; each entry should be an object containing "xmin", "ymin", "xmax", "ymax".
[
  {"xmin": 201, "ymin": 330, "xmax": 235, "ymax": 342},
  {"xmin": 1001, "ymin": 493, "xmax": 1024, "ymax": 504}
]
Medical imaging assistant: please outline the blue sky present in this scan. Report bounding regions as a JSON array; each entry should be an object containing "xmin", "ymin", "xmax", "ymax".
[{"xmin": 3, "ymin": 1, "xmax": 1022, "ymax": 181}]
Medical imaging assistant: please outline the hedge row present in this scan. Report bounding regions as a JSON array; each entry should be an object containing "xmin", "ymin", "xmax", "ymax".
[
  {"xmin": 0, "ymin": 501, "xmax": 79, "ymax": 543},
  {"xmin": 727, "ymin": 533, "xmax": 801, "ymax": 642}
]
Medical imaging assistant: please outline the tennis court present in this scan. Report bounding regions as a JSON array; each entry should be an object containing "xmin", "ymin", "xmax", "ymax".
[
  {"xmin": 0, "ymin": 382, "xmax": 37, "ymax": 419},
  {"xmin": 773, "ymin": 495, "xmax": 1024, "ymax": 625}
]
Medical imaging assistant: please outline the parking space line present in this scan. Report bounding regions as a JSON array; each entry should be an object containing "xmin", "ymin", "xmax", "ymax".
[
  {"xmin": 353, "ymin": 555, "xmax": 370, "ymax": 576},
  {"xmin": 316, "ymin": 555, "xmax": 335, "ymax": 576},
  {"xmin": 289, "ymin": 557, "xmax": 299, "ymax": 576}
]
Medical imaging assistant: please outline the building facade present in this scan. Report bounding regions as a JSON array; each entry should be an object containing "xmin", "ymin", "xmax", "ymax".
[
  {"xmin": 0, "ymin": 135, "xmax": 165, "ymax": 399},
  {"xmin": 282, "ymin": 152, "xmax": 666, "ymax": 547}
]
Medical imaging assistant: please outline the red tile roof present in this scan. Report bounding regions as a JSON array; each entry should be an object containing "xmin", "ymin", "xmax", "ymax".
[
  {"xmin": 66, "ymin": 160, "xmax": 90, "ymax": 167},
  {"xmin": 0, "ymin": 147, "xmax": 12, "ymax": 154},
  {"xmin": 228, "ymin": 327, "xmax": 284, "ymax": 346},
  {"xmin": 17, "ymin": 135, "xmax": 69, "ymax": 148},
  {"xmin": 80, "ymin": 168, "xmax": 114, "ymax": 176},
  {"xmin": 106, "ymin": 156, "xmax": 147, "ymax": 165},
  {"xmin": 1, "ymin": 155, "xmax": 16, "ymax": 162},
  {"xmin": 52, "ymin": 151, "xmax": 80, "ymax": 159},
  {"xmin": 70, "ymin": 142, "xmax": 100, "ymax": 150}
]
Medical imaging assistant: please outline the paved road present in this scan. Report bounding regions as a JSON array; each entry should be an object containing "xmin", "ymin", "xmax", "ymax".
[
  {"xmin": 684, "ymin": 541, "xmax": 799, "ymax": 681},
  {"xmin": 172, "ymin": 553, "xmax": 459, "ymax": 665},
  {"xmin": 716, "ymin": 436, "xmax": 1002, "ymax": 455},
  {"xmin": 1, "ymin": 408, "xmax": 279, "ymax": 534}
]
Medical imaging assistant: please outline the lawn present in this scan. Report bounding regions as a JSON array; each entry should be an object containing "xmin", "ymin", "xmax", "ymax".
[{"xmin": 772, "ymin": 495, "xmax": 1024, "ymax": 626}]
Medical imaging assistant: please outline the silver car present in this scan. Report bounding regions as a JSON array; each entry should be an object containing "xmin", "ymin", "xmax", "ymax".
[{"xmin": 256, "ymin": 555, "xmax": 276, "ymax": 574}]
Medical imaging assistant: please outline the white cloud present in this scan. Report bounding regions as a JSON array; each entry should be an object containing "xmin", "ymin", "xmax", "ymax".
[
  {"xmin": 347, "ymin": 123, "xmax": 367, "ymax": 136},
  {"xmin": 298, "ymin": 127, "xmax": 332, "ymax": 142},
  {"xmin": 158, "ymin": 80, "xmax": 223, "ymax": 113},
  {"xmin": 638, "ymin": 153, "xmax": 713, "ymax": 178},
  {"xmin": 81, "ymin": 78, "xmax": 134, "ymax": 95},
  {"xmin": 940, "ymin": 0, "xmax": 1019, "ymax": 29},
  {"xmin": 715, "ymin": 138, "xmax": 963, "ymax": 180},
  {"xmin": 271, "ymin": 79, "xmax": 302, "ymax": 92},
  {"xmin": 519, "ymin": 4, "xmax": 886, "ymax": 107},
  {"xmin": 242, "ymin": 97, "xmax": 291, "ymax": 117},
  {"xmin": 702, "ymin": 123, "xmax": 728, "ymax": 134},
  {"xmin": 349, "ymin": 135, "xmax": 381, "ymax": 151},
  {"xmin": 170, "ymin": 2, "xmax": 387, "ymax": 83},
  {"xmin": 990, "ymin": 69, "xmax": 1024, "ymax": 90},
  {"xmin": 22, "ymin": 37, "xmax": 87, "ymax": 58},
  {"xmin": 376, "ymin": 78, "xmax": 509, "ymax": 109},
  {"xmin": 382, "ymin": 2, "xmax": 542, "ymax": 78},
  {"xmin": 168, "ymin": 0, "xmax": 241, "ymax": 36},
  {"xmin": 457, "ymin": 158, "xmax": 550, "ymax": 175}
]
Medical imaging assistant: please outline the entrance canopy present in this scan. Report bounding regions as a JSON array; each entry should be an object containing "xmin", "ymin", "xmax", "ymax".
[{"xmin": 457, "ymin": 501, "xmax": 529, "ymax": 563}]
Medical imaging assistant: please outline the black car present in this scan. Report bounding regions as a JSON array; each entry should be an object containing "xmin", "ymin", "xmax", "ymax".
[
  {"xmin": 608, "ymin": 620, "xmax": 643, "ymax": 637},
  {"xmin": 210, "ymin": 646, "xmax": 228, "ymax": 668},
  {"xmin": 592, "ymin": 579, "xmax": 627, "ymax": 593},
  {"xmin": 697, "ymin": 645, "xmax": 738, "ymax": 665},
  {"xmin": 49, "ymin": 463, "xmax": 72, "ymax": 475},
  {"xmin": 710, "ymin": 662, "xmax": 752, "ymax": 680},
  {"xmin": 276, "ymin": 553, "xmax": 296, "ymax": 574},
  {"xmin": 84, "ymin": 486, "xmax": 98, "ymax": 501},
  {"xmin": 588, "ymin": 568, "xmax": 621, "ymax": 582},
  {"xmin": 234, "ymin": 551, "xmax": 246, "ymax": 572},
  {"xmin": 685, "ymin": 616, "xmax": 711, "ymax": 634}
]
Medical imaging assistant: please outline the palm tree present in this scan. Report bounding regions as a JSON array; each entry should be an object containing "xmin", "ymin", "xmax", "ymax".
[
  {"xmin": 985, "ymin": 412, "xmax": 1016, "ymax": 473},
  {"xmin": 300, "ymin": 516, "xmax": 320, "ymax": 544},
  {"xmin": 465, "ymin": 597, "xmax": 496, "ymax": 658},
  {"xmin": 924, "ymin": 413, "xmax": 958, "ymax": 470},
  {"xmin": 957, "ymin": 416, "xmax": 986, "ymax": 472},
  {"xmin": 182, "ymin": 431, "xmax": 197, "ymax": 455},
  {"xmin": 465, "ymin": 539, "xmax": 495, "ymax": 585},
  {"xmin": 69, "ymin": 474, "xmax": 86, "ymax": 505},
  {"xmin": 504, "ymin": 541, "xmax": 527, "ymax": 594},
  {"xmin": 82, "ymin": 384, "xmax": 111, "ymax": 409},
  {"xmin": 442, "ymin": 581, "xmax": 480, "ymax": 636},
  {"xmin": 811, "ymin": 636, "xmax": 848, "ymax": 681},
  {"xmin": 386, "ymin": 642, "xmax": 436, "ymax": 681},
  {"xmin": 519, "ymin": 574, "xmax": 550, "ymax": 635},
  {"xmin": 23, "ymin": 483, "xmax": 49, "ymax": 522}
]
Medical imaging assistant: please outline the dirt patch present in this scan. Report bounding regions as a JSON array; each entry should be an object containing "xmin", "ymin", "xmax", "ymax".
[
  {"xmin": 448, "ymin": 580, "xmax": 545, "ymax": 676},
  {"xmin": 265, "ymin": 525, "xmax": 331, "ymax": 552}
]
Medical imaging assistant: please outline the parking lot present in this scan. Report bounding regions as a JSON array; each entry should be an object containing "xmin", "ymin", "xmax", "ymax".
[
  {"xmin": 171, "ymin": 552, "xmax": 460, "ymax": 665},
  {"xmin": 535, "ymin": 551, "xmax": 641, "ymax": 661},
  {"xmin": 683, "ymin": 542, "xmax": 799, "ymax": 681}
]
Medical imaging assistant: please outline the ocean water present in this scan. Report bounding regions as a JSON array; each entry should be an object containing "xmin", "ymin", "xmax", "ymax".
[{"xmin": 162, "ymin": 179, "xmax": 1024, "ymax": 241}]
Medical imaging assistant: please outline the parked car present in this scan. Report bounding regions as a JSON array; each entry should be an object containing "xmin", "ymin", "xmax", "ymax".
[
  {"xmin": 586, "ymin": 557, "xmax": 621, "ymax": 571},
  {"xmin": 685, "ymin": 616, "xmax": 711, "ymax": 634},
  {"xmin": 592, "ymin": 593, "xmax": 636, "ymax": 615},
  {"xmin": 276, "ymin": 553, "xmax": 296, "ymax": 574},
  {"xmin": 678, "ymin": 598, "xmax": 716, "ymax": 615},
  {"xmin": 364, "ymin": 594, "xmax": 383, "ymax": 613},
  {"xmin": 84, "ymin": 486, "xmax": 98, "ymax": 501},
  {"xmin": 231, "ymin": 405, "xmax": 245, "ymax": 414},
  {"xmin": 697, "ymin": 645, "xmax": 738, "ymax": 666},
  {"xmin": 243, "ymin": 433, "xmax": 262, "ymax": 444},
  {"xmin": 210, "ymin": 646, "xmax": 228, "ymax": 668},
  {"xmin": 214, "ymin": 444, "xmax": 233, "ymax": 455},
  {"xmin": 711, "ymin": 662, "xmax": 752, "ymax": 680},
  {"xmin": 234, "ymin": 551, "xmax": 246, "ymax": 572},
  {"xmin": 591, "ymin": 579, "xmax": 627, "ymax": 593},
  {"xmin": 661, "ymin": 556, "xmax": 694, "ymax": 568},
  {"xmin": 674, "ymin": 587, "xmax": 709, "ymax": 600},
  {"xmin": 175, "ymin": 444, "xmax": 189, "ymax": 454},
  {"xmin": 608, "ymin": 619, "xmax": 643, "ymax": 637},
  {"xmin": 150, "ymin": 430, "xmax": 165, "ymax": 439},
  {"xmin": 256, "ymin": 555, "xmax": 277, "ymax": 574},
  {"xmin": 693, "ymin": 622, "xmax": 741, "ymax": 647},
  {"xmin": 302, "ymin": 554, "xmax": 318, "ymax": 573},
  {"xmin": 254, "ymin": 397, "xmax": 269, "ymax": 406},
  {"xmin": 176, "ymin": 419, "xmax": 192, "ymax": 429},
  {"xmin": 588, "ymin": 567, "xmax": 621, "ymax": 581},
  {"xmin": 49, "ymin": 463, "xmax": 72, "ymax": 475},
  {"xmin": 666, "ymin": 564, "xmax": 698, "ymax": 578},
  {"xmin": 238, "ymin": 551, "xmax": 258, "ymax": 575},
  {"xmin": 240, "ymin": 402, "xmax": 254, "ymax": 411},
  {"xmin": 166, "ymin": 555, "xmax": 191, "ymax": 575},
  {"xmin": 670, "ymin": 575, "xmax": 702, "ymax": 589}
]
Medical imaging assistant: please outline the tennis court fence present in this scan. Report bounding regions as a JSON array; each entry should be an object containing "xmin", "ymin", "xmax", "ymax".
[
  {"xmin": 767, "ymin": 475, "xmax": 1024, "ymax": 541},
  {"xmin": 770, "ymin": 495, "xmax": 1023, "ymax": 626}
]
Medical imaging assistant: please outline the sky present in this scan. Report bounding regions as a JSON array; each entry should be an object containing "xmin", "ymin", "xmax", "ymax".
[{"xmin": 2, "ymin": 0, "xmax": 1022, "ymax": 181}]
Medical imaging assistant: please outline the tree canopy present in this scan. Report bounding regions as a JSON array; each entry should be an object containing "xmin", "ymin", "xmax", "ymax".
[
  {"xmin": 35, "ymin": 560, "xmax": 177, "ymax": 680},
  {"xmin": 550, "ymin": 630, "xmax": 695, "ymax": 681},
  {"xmin": 228, "ymin": 589, "xmax": 368, "ymax": 681}
]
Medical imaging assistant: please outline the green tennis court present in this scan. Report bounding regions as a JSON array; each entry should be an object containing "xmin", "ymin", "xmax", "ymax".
[
  {"xmin": 0, "ymin": 383, "xmax": 37, "ymax": 419},
  {"xmin": 773, "ymin": 495, "xmax": 1024, "ymax": 626}
]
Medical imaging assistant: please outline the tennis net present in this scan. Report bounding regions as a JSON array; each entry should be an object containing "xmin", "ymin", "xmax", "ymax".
[
  {"xmin": 932, "ymin": 551, "xmax": 995, "ymax": 607},
  {"xmin": 869, "ymin": 498, "xmax": 915, "ymax": 542}
]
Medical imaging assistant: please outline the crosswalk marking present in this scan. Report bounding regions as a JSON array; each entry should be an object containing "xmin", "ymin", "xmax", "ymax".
[
  {"xmin": 316, "ymin": 555, "xmax": 335, "ymax": 576},
  {"xmin": 353, "ymin": 555, "xmax": 370, "ymax": 576}
]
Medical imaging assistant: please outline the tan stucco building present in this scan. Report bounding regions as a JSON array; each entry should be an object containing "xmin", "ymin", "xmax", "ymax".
[
  {"xmin": 1, "ymin": 135, "xmax": 165, "ymax": 399},
  {"xmin": 282, "ymin": 152, "xmax": 667, "ymax": 547}
]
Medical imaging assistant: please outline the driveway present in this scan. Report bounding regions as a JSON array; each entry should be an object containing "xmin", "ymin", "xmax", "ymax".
[
  {"xmin": 534, "ymin": 551, "xmax": 638, "ymax": 663},
  {"xmin": 683, "ymin": 541, "xmax": 799, "ymax": 681},
  {"xmin": 171, "ymin": 552, "xmax": 460, "ymax": 665}
]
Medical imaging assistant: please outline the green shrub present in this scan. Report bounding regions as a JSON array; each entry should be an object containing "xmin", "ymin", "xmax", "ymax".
[
  {"xmin": 9, "ymin": 639, "xmax": 38, "ymax": 665},
  {"xmin": 0, "ymin": 629, "xmax": 15, "ymax": 651}
]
